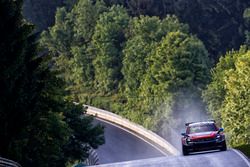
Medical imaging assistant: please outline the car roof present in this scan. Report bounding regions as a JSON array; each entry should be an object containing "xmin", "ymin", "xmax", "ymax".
[{"xmin": 187, "ymin": 121, "xmax": 215, "ymax": 127}]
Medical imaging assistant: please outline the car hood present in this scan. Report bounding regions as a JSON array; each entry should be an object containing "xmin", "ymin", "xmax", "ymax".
[{"xmin": 188, "ymin": 131, "xmax": 217, "ymax": 139}]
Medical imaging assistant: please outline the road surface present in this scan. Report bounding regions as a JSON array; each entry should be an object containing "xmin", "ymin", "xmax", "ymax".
[
  {"xmin": 94, "ymin": 119, "xmax": 250, "ymax": 167},
  {"xmin": 95, "ymin": 119, "xmax": 165, "ymax": 164},
  {"xmin": 95, "ymin": 148, "xmax": 249, "ymax": 167}
]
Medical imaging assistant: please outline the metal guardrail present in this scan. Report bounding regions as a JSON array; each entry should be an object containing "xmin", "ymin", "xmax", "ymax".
[
  {"xmin": 85, "ymin": 105, "xmax": 180, "ymax": 156},
  {"xmin": 0, "ymin": 157, "xmax": 22, "ymax": 167},
  {"xmin": 84, "ymin": 148, "xmax": 99, "ymax": 165}
]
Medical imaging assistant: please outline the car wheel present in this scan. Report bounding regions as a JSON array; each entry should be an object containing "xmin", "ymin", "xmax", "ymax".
[
  {"xmin": 220, "ymin": 141, "xmax": 227, "ymax": 151},
  {"xmin": 182, "ymin": 145, "xmax": 189, "ymax": 156}
]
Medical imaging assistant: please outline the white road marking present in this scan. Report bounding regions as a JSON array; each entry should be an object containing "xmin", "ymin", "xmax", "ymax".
[{"xmin": 232, "ymin": 149, "xmax": 250, "ymax": 167}]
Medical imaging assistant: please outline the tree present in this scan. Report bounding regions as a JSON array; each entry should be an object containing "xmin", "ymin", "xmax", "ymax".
[
  {"xmin": 103, "ymin": 0, "xmax": 250, "ymax": 62},
  {"xmin": 202, "ymin": 47, "xmax": 248, "ymax": 124},
  {"xmin": 73, "ymin": 0, "xmax": 107, "ymax": 43},
  {"xmin": 122, "ymin": 15, "xmax": 188, "ymax": 96},
  {"xmin": 243, "ymin": 8, "xmax": 250, "ymax": 47},
  {"xmin": 92, "ymin": 5, "xmax": 130, "ymax": 93},
  {"xmin": 122, "ymin": 16, "xmax": 161, "ymax": 97},
  {"xmin": 0, "ymin": 0, "xmax": 38, "ymax": 160},
  {"xmin": 121, "ymin": 15, "xmax": 189, "ymax": 125},
  {"xmin": 139, "ymin": 31, "xmax": 210, "ymax": 130},
  {"xmin": 222, "ymin": 51, "xmax": 250, "ymax": 146},
  {"xmin": 23, "ymin": 0, "xmax": 65, "ymax": 31},
  {"xmin": 63, "ymin": 104, "xmax": 104, "ymax": 164},
  {"xmin": 0, "ymin": 0, "xmax": 69, "ymax": 164},
  {"xmin": 23, "ymin": 0, "xmax": 250, "ymax": 61},
  {"xmin": 203, "ymin": 47, "xmax": 250, "ymax": 147},
  {"xmin": 40, "ymin": 0, "xmax": 107, "ymax": 102},
  {"xmin": 22, "ymin": 0, "xmax": 80, "ymax": 31},
  {"xmin": 0, "ymin": 0, "xmax": 104, "ymax": 166},
  {"xmin": 173, "ymin": 0, "xmax": 250, "ymax": 62}
]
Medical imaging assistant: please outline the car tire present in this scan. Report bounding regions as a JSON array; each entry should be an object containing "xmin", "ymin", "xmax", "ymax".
[
  {"xmin": 182, "ymin": 145, "xmax": 189, "ymax": 156},
  {"xmin": 220, "ymin": 141, "xmax": 227, "ymax": 151}
]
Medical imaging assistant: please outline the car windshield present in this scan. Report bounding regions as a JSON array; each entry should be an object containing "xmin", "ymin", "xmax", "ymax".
[{"xmin": 187, "ymin": 123, "xmax": 217, "ymax": 134}]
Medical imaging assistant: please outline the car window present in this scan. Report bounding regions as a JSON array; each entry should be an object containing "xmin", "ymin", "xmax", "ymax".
[{"xmin": 187, "ymin": 124, "xmax": 217, "ymax": 134}]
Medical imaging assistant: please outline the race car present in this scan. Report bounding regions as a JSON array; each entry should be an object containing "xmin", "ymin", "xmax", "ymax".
[{"xmin": 181, "ymin": 120, "xmax": 227, "ymax": 155}]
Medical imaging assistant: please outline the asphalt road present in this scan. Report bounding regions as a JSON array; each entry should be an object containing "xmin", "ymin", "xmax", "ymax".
[
  {"xmin": 95, "ymin": 149, "xmax": 250, "ymax": 167},
  {"xmin": 94, "ymin": 119, "xmax": 250, "ymax": 167},
  {"xmin": 94, "ymin": 119, "xmax": 165, "ymax": 164}
]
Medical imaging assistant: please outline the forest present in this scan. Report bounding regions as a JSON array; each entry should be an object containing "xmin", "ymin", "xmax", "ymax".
[
  {"xmin": 39, "ymin": 0, "xmax": 250, "ymax": 146},
  {"xmin": 0, "ymin": 0, "xmax": 250, "ymax": 166}
]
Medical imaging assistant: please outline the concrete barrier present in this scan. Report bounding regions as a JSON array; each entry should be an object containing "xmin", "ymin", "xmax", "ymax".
[{"xmin": 85, "ymin": 105, "xmax": 180, "ymax": 156}]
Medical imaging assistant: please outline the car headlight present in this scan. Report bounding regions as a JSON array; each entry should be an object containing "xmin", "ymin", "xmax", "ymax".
[
  {"xmin": 216, "ymin": 134, "xmax": 221, "ymax": 140},
  {"xmin": 186, "ymin": 138, "xmax": 191, "ymax": 142}
]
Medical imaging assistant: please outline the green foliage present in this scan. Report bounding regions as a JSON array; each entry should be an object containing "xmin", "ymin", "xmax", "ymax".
[
  {"xmin": 244, "ymin": 8, "xmax": 250, "ymax": 25},
  {"xmin": 22, "ymin": 0, "xmax": 80, "ymax": 31},
  {"xmin": 41, "ymin": 2, "xmax": 211, "ymax": 133},
  {"xmin": 122, "ymin": 15, "xmax": 188, "ymax": 94},
  {"xmin": 122, "ymin": 16, "xmax": 161, "ymax": 96},
  {"xmin": 221, "ymin": 51, "xmax": 250, "ymax": 146},
  {"xmin": 121, "ymin": 16, "xmax": 192, "ymax": 129},
  {"xmin": 27, "ymin": 0, "xmax": 250, "ymax": 152},
  {"xmin": 63, "ymin": 104, "xmax": 104, "ymax": 164},
  {"xmin": 202, "ymin": 47, "xmax": 248, "ymax": 124},
  {"xmin": 73, "ymin": 0, "xmax": 107, "ymax": 42},
  {"xmin": 0, "ymin": 0, "xmax": 104, "ymax": 166},
  {"xmin": 23, "ymin": 0, "xmax": 250, "ymax": 61},
  {"xmin": 148, "ymin": 32, "xmax": 209, "ymax": 93},
  {"xmin": 41, "ymin": 7, "xmax": 74, "ymax": 57},
  {"xmin": 92, "ymin": 5, "xmax": 130, "ymax": 93},
  {"xmin": 23, "ymin": 0, "xmax": 64, "ymax": 31},
  {"xmin": 244, "ymin": 8, "xmax": 250, "ymax": 47},
  {"xmin": 203, "ymin": 48, "xmax": 250, "ymax": 147},
  {"xmin": 103, "ymin": 0, "xmax": 250, "ymax": 62},
  {"xmin": 171, "ymin": 0, "xmax": 250, "ymax": 61},
  {"xmin": 137, "ymin": 31, "xmax": 210, "ymax": 130},
  {"xmin": 40, "ymin": 0, "xmax": 107, "ymax": 102}
]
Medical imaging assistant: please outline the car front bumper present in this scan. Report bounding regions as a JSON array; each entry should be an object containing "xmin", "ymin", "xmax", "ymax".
[{"xmin": 184, "ymin": 139, "xmax": 225, "ymax": 151}]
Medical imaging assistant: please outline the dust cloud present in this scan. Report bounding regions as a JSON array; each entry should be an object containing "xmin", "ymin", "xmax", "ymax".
[{"xmin": 155, "ymin": 98, "xmax": 209, "ymax": 151}]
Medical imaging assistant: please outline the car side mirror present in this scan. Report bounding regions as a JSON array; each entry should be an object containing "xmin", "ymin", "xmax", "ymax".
[
  {"xmin": 218, "ymin": 128, "xmax": 224, "ymax": 133},
  {"xmin": 181, "ymin": 132, "xmax": 188, "ymax": 137}
]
